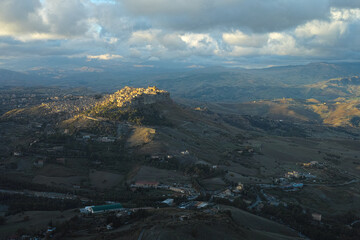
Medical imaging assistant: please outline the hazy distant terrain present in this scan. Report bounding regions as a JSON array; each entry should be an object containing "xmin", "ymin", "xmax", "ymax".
[{"xmin": 2, "ymin": 62, "xmax": 360, "ymax": 102}]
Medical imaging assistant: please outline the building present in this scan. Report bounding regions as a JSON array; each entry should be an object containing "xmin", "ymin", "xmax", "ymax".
[
  {"xmin": 13, "ymin": 152, "xmax": 22, "ymax": 157},
  {"xmin": 98, "ymin": 136, "xmax": 115, "ymax": 143},
  {"xmin": 292, "ymin": 183, "xmax": 304, "ymax": 188},
  {"xmin": 169, "ymin": 186, "xmax": 185, "ymax": 193},
  {"xmin": 162, "ymin": 199, "xmax": 174, "ymax": 206},
  {"xmin": 33, "ymin": 160, "xmax": 44, "ymax": 168},
  {"xmin": 235, "ymin": 183, "xmax": 244, "ymax": 192},
  {"xmin": 56, "ymin": 158, "xmax": 66, "ymax": 165},
  {"xmin": 285, "ymin": 171, "xmax": 300, "ymax": 178},
  {"xmin": 223, "ymin": 189, "xmax": 232, "ymax": 196},
  {"xmin": 134, "ymin": 181, "xmax": 159, "ymax": 188},
  {"xmin": 302, "ymin": 161, "xmax": 319, "ymax": 167},
  {"xmin": 86, "ymin": 203, "xmax": 123, "ymax": 214},
  {"xmin": 312, "ymin": 213, "xmax": 322, "ymax": 222},
  {"xmin": 181, "ymin": 150, "xmax": 190, "ymax": 155}
]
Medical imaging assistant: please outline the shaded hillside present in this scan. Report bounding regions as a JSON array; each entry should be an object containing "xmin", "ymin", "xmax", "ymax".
[{"xmin": 0, "ymin": 69, "xmax": 47, "ymax": 86}]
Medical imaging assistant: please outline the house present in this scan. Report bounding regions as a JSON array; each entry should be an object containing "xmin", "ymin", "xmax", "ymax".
[
  {"xmin": 235, "ymin": 183, "xmax": 244, "ymax": 191},
  {"xmin": 285, "ymin": 171, "xmax": 300, "ymax": 178},
  {"xmin": 223, "ymin": 189, "xmax": 232, "ymax": 196},
  {"xmin": 162, "ymin": 198, "xmax": 174, "ymax": 206},
  {"xmin": 98, "ymin": 137, "xmax": 115, "ymax": 143},
  {"xmin": 134, "ymin": 181, "xmax": 159, "ymax": 188},
  {"xmin": 195, "ymin": 202, "xmax": 209, "ymax": 209},
  {"xmin": 181, "ymin": 150, "xmax": 190, "ymax": 155},
  {"xmin": 52, "ymin": 146, "xmax": 64, "ymax": 151},
  {"xmin": 33, "ymin": 160, "xmax": 44, "ymax": 168},
  {"xmin": 13, "ymin": 152, "xmax": 22, "ymax": 157},
  {"xmin": 303, "ymin": 161, "xmax": 319, "ymax": 167},
  {"xmin": 312, "ymin": 213, "xmax": 322, "ymax": 222},
  {"xmin": 292, "ymin": 183, "xmax": 304, "ymax": 188},
  {"xmin": 56, "ymin": 158, "xmax": 66, "ymax": 165},
  {"xmin": 83, "ymin": 135, "xmax": 91, "ymax": 140},
  {"xmin": 87, "ymin": 203, "xmax": 123, "ymax": 214},
  {"xmin": 169, "ymin": 186, "xmax": 185, "ymax": 193}
]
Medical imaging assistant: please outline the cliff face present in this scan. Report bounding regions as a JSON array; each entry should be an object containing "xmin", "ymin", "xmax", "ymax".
[{"xmin": 104, "ymin": 86, "xmax": 170, "ymax": 109}]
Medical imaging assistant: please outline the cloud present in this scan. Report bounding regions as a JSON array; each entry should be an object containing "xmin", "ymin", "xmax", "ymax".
[
  {"xmin": 186, "ymin": 65, "xmax": 205, "ymax": 69},
  {"xmin": 0, "ymin": 0, "xmax": 92, "ymax": 41},
  {"xmin": 180, "ymin": 33, "xmax": 219, "ymax": 56},
  {"xmin": 87, "ymin": 53, "xmax": 123, "ymax": 60},
  {"xmin": 133, "ymin": 64, "xmax": 154, "ymax": 68},
  {"xmin": 1, "ymin": 0, "xmax": 360, "ymax": 68},
  {"xmin": 330, "ymin": 0, "xmax": 360, "ymax": 9},
  {"xmin": 295, "ymin": 19, "xmax": 347, "ymax": 45},
  {"xmin": 0, "ymin": 0, "xmax": 46, "ymax": 38},
  {"xmin": 223, "ymin": 31, "xmax": 268, "ymax": 48},
  {"xmin": 119, "ymin": 0, "xmax": 331, "ymax": 32},
  {"xmin": 39, "ymin": 0, "xmax": 90, "ymax": 37}
]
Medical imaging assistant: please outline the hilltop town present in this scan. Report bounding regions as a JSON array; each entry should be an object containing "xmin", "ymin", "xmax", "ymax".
[{"xmin": 99, "ymin": 86, "xmax": 170, "ymax": 109}]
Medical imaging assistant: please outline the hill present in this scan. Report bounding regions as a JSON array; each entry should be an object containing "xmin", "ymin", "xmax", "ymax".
[
  {"xmin": 86, "ymin": 86, "xmax": 171, "ymax": 125},
  {"xmin": 200, "ymin": 97, "xmax": 360, "ymax": 128},
  {"xmin": 305, "ymin": 76, "xmax": 360, "ymax": 99},
  {"xmin": 0, "ymin": 69, "xmax": 47, "ymax": 86},
  {"xmin": 1, "ymin": 86, "xmax": 360, "ymax": 239}
]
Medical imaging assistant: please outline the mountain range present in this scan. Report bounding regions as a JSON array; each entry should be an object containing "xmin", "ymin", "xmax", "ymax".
[{"xmin": 2, "ymin": 62, "xmax": 360, "ymax": 102}]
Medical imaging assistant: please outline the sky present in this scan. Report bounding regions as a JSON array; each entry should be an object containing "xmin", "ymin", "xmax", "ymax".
[{"xmin": 1, "ymin": 0, "xmax": 360, "ymax": 70}]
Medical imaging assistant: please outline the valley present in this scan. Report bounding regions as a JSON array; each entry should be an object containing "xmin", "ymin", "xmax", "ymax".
[{"xmin": 0, "ymin": 85, "xmax": 359, "ymax": 239}]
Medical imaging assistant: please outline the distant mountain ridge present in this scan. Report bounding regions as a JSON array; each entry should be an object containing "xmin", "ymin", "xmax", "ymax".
[{"xmin": 2, "ymin": 62, "xmax": 360, "ymax": 102}]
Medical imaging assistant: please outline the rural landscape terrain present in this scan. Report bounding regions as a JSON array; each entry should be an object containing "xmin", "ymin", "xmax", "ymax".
[
  {"xmin": 2, "ymin": 0, "xmax": 360, "ymax": 239},
  {"xmin": 0, "ymin": 62, "xmax": 360, "ymax": 239}
]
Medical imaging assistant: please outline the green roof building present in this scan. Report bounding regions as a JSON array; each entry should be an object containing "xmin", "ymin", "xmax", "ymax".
[{"xmin": 89, "ymin": 203, "xmax": 123, "ymax": 214}]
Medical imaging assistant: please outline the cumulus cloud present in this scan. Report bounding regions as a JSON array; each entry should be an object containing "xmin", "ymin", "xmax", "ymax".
[
  {"xmin": 187, "ymin": 65, "xmax": 205, "ymax": 69},
  {"xmin": 119, "ymin": 0, "xmax": 330, "ymax": 32},
  {"xmin": 87, "ymin": 53, "xmax": 123, "ymax": 60},
  {"xmin": 0, "ymin": 0, "xmax": 46, "ymax": 38},
  {"xmin": 39, "ymin": 0, "xmax": 90, "ymax": 37},
  {"xmin": 1, "ymin": 0, "xmax": 360, "ymax": 67},
  {"xmin": 330, "ymin": 0, "xmax": 360, "ymax": 9},
  {"xmin": 223, "ymin": 31, "xmax": 268, "ymax": 48}
]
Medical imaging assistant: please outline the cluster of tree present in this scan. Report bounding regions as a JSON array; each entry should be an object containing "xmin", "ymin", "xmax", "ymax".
[
  {"xmin": 182, "ymin": 164, "xmax": 224, "ymax": 178},
  {"xmin": 0, "ymin": 193, "xmax": 81, "ymax": 215},
  {"xmin": 145, "ymin": 157, "xmax": 180, "ymax": 170},
  {"xmin": 261, "ymin": 204, "xmax": 360, "ymax": 240},
  {"xmin": 0, "ymin": 216, "xmax": 5, "ymax": 225},
  {"xmin": 0, "ymin": 176, "xmax": 68, "ymax": 194},
  {"xmin": 212, "ymin": 197, "xmax": 247, "ymax": 210},
  {"xmin": 106, "ymin": 209, "xmax": 150, "ymax": 228},
  {"xmin": 242, "ymin": 115, "xmax": 307, "ymax": 137}
]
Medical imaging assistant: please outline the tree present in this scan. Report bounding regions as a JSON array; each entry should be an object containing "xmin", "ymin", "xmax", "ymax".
[{"xmin": 0, "ymin": 216, "xmax": 5, "ymax": 225}]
